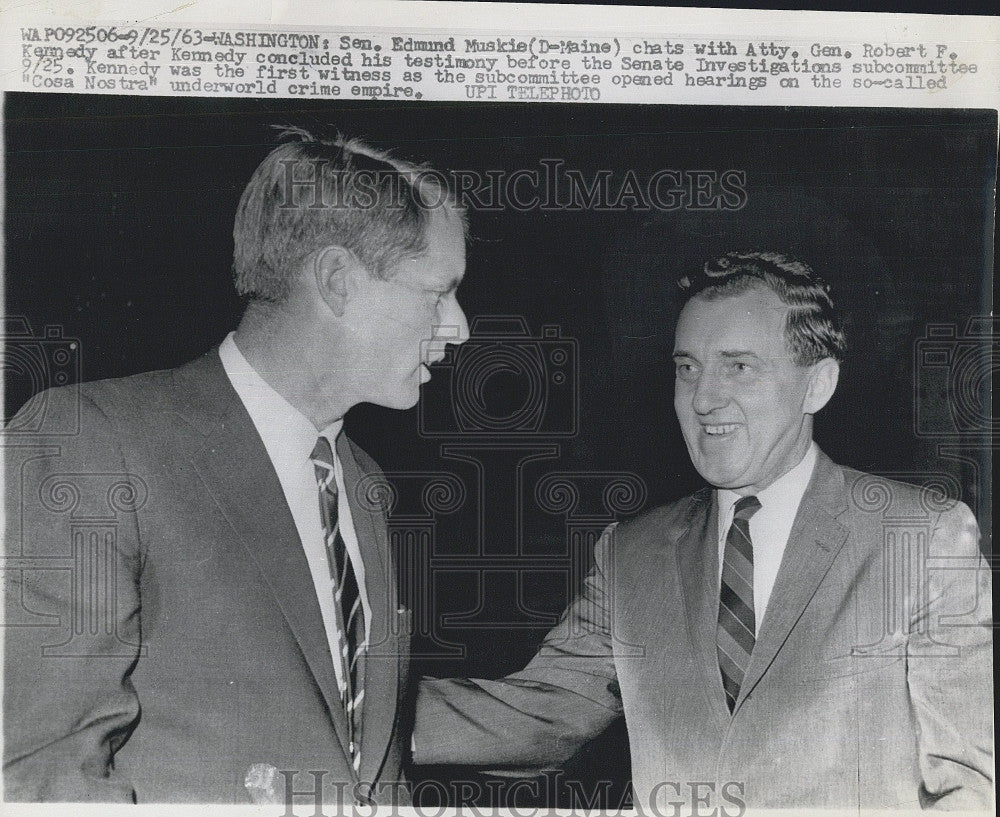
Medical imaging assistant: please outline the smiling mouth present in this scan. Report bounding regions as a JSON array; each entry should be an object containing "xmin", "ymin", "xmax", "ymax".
[{"xmin": 702, "ymin": 423, "xmax": 740, "ymax": 435}]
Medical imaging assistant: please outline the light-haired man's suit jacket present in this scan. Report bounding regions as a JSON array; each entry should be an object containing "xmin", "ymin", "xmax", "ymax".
[
  {"xmin": 4, "ymin": 351, "xmax": 412, "ymax": 804},
  {"xmin": 415, "ymin": 451, "xmax": 993, "ymax": 811}
]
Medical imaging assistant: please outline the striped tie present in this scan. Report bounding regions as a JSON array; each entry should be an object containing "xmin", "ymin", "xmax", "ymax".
[
  {"xmin": 310, "ymin": 436, "xmax": 366, "ymax": 771},
  {"xmin": 717, "ymin": 494, "xmax": 761, "ymax": 713}
]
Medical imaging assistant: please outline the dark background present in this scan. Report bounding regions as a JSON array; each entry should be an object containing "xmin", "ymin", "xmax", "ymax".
[{"xmin": 4, "ymin": 94, "xmax": 996, "ymax": 804}]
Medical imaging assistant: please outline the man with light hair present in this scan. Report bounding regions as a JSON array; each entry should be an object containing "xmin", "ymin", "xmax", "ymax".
[{"xmin": 5, "ymin": 128, "xmax": 469, "ymax": 805}]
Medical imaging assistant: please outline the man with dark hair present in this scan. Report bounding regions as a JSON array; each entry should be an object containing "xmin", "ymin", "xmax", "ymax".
[
  {"xmin": 4, "ymin": 129, "xmax": 469, "ymax": 804},
  {"xmin": 413, "ymin": 251, "xmax": 992, "ymax": 811}
]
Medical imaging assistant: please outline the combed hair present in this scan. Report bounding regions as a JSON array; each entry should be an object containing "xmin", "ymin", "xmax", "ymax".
[
  {"xmin": 233, "ymin": 126, "xmax": 465, "ymax": 302},
  {"xmin": 678, "ymin": 251, "xmax": 847, "ymax": 365}
]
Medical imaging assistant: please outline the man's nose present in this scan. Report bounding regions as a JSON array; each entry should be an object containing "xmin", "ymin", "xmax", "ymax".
[
  {"xmin": 436, "ymin": 299, "xmax": 470, "ymax": 346},
  {"xmin": 691, "ymin": 369, "xmax": 728, "ymax": 414}
]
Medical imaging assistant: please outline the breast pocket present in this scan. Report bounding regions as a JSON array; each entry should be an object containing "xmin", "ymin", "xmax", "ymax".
[{"xmin": 792, "ymin": 632, "xmax": 908, "ymax": 683}]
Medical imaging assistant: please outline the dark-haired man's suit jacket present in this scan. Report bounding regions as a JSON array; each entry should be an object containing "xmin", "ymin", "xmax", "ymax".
[
  {"xmin": 4, "ymin": 350, "xmax": 412, "ymax": 803},
  {"xmin": 415, "ymin": 451, "xmax": 993, "ymax": 811}
]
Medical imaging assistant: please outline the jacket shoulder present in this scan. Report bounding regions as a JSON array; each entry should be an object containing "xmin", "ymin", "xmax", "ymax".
[
  {"xmin": 838, "ymin": 464, "xmax": 971, "ymax": 521},
  {"xmin": 6, "ymin": 350, "xmax": 226, "ymax": 435},
  {"xmin": 610, "ymin": 488, "xmax": 711, "ymax": 555},
  {"xmin": 4, "ymin": 370, "xmax": 169, "ymax": 440}
]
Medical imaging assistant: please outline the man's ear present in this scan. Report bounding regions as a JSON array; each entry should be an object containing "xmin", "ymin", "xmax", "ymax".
[
  {"xmin": 803, "ymin": 357, "xmax": 840, "ymax": 415},
  {"xmin": 313, "ymin": 245, "xmax": 355, "ymax": 317}
]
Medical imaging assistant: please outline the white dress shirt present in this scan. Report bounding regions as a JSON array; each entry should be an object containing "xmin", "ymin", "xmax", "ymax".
[
  {"xmin": 717, "ymin": 442, "xmax": 818, "ymax": 627},
  {"xmin": 219, "ymin": 333, "xmax": 371, "ymax": 690}
]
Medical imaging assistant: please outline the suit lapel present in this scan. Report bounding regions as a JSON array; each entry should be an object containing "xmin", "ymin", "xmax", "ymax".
[
  {"xmin": 338, "ymin": 435, "xmax": 400, "ymax": 786},
  {"xmin": 676, "ymin": 489, "xmax": 731, "ymax": 726},
  {"xmin": 171, "ymin": 351, "xmax": 354, "ymax": 760},
  {"xmin": 737, "ymin": 451, "xmax": 850, "ymax": 708}
]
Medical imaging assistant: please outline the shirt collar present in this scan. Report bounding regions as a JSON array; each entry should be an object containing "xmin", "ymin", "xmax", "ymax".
[
  {"xmin": 219, "ymin": 332, "xmax": 343, "ymax": 470},
  {"xmin": 717, "ymin": 441, "xmax": 818, "ymax": 522}
]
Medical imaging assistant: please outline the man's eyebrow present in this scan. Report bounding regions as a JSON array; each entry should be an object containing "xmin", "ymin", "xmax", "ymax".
[{"xmin": 671, "ymin": 350, "xmax": 763, "ymax": 360}]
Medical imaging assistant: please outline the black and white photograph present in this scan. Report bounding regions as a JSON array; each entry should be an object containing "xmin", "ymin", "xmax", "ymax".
[{"xmin": 1, "ymin": 3, "xmax": 996, "ymax": 814}]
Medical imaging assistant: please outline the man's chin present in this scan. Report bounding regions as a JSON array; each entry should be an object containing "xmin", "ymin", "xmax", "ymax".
[
  {"xmin": 396, "ymin": 392, "xmax": 421, "ymax": 410},
  {"xmin": 692, "ymin": 458, "xmax": 749, "ymax": 491}
]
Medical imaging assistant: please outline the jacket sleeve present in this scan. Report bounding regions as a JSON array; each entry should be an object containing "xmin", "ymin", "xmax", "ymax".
[
  {"xmin": 4, "ymin": 388, "xmax": 143, "ymax": 802},
  {"xmin": 906, "ymin": 500, "xmax": 993, "ymax": 811},
  {"xmin": 413, "ymin": 524, "xmax": 625, "ymax": 770}
]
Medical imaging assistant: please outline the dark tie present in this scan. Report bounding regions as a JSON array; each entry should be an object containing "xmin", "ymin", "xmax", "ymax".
[
  {"xmin": 717, "ymin": 494, "xmax": 761, "ymax": 713},
  {"xmin": 310, "ymin": 435, "xmax": 366, "ymax": 770}
]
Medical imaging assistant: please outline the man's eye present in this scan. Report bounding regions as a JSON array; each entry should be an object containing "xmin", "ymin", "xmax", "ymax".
[{"xmin": 731, "ymin": 361, "xmax": 751, "ymax": 373}]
